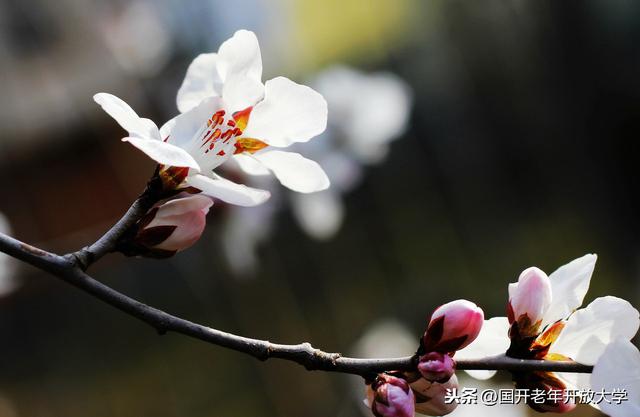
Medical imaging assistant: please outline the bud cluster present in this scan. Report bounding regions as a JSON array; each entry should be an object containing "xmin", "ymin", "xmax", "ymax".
[{"xmin": 368, "ymin": 299, "xmax": 485, "ymax": 417}]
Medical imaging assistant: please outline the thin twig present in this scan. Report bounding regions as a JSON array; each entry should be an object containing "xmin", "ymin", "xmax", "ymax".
[{"xmin": 0, "ymin": 232, "xmax": 594, "ymax": 377}]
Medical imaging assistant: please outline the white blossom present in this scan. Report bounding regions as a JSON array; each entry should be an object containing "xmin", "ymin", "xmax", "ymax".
[
  {"xmin": 95, "ymin": 30, "xmax": 329, "ymax": 207},
  {"xmin": 456, "ymin": 254, "xmax": 640, "ymax": 408}
]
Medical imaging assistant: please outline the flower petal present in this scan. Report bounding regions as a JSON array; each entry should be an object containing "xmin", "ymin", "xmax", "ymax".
[
  {"xmin": 312, "ymin": 66, "xmax": 411, "ymax": 164},
  {"xmin": 542, "ymin": 253, "xmax": 597, "ymax": 326},
  {"xmin": 253, "ymin": 150, "xmax": 329, "ymax": 193},
  {"xmin": 94, "ymin": 93, "xmax": 160, "ymax": 140},
  {"xmin": 242, "ymin": 77, "xmax": 328, "ymax": 147},
  {"xmin": 159, "ymin": 117, "xmax": 176, "ymax": 141},
  {"xmin": 185, "ymin": 174, "xmax": 270, "ymax": 207},
  {"xmin": 550, "ymin": 296, "xmax": 639, "ymax": 365},
  {"xmin": 176, "ymin": 53, "xmax": 223, "ymax": 113},
  {"xmin": 148, "ymin": 195, "xmax": 213, "ymax": 222},
  {"xmin": 455, "ymin": 317, "xmax": 510, "ymax": 380},
  {"xmin": 555, "ymin": 367, "xmax": 593, "ymax": 396},
  {"xmin": 147, "ymin": 195, "xmax": 213, "ymax": 252},
  {"xmin": 221, "ymin": 74, "xmax": 264, "ymax": 113},
  {"xmin": 232, "ymin": 153, "xmax": 271, "ymax": 176},
  {"xmin": 290, "ymin": 189, "xmax": 344, "ymax": 240},
  {"xmin": 217, "ymin": 30, "xmax": 262, "ymax": 83},
  {"xmin": 508, "ymin": 267, "xmax": 552, "ymax": 333},
  {"xmin": 163, "ymin": 96, "xmax": 225, "ymax": 148},
  {"xmin": 591, "ymin": 339, "xmax": 640, "ymax": 417},
  {"xmin": 122, "ymin": 137, "xmax": 200, "ymax": 171}
]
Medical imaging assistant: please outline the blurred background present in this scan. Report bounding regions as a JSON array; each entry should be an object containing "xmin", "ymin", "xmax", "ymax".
[{"xmin": 0, "ymin": 0, "xmax": 639, "ymax": 416}]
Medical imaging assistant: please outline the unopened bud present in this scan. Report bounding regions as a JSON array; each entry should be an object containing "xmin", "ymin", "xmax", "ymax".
[
  {"xmin": 418, "ymin": 352, "xmax": 455, "ymax": 383},
  {"xmin": 508, "ymin": 267, "xmax": 552, "ymax": 336},
  {"xmin": 119, "ymin": 195, "xmax": 212, "ymax": 258},
  {"xmin": 423, "ymin": 300, "xmax": 484, "ymax": 353},
  {"xmin": 370, "ymin": 374, "xmax": 415, "ymax": 417}
]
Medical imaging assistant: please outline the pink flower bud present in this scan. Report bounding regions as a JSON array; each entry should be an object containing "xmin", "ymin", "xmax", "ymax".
[
  {"xmin": 121, "ymin": 195, "xmax": 212, "ymax": 258},
  {"xmin": 418, "ymin": 352, "xmax": 455, "ymax": 383},
  {"xmin": 508, "ymin": 267, "xmax": 552, "ymax": 336},
  {"xmin": 423, "ymin": 300, "xmax": 484, "ymax": 353},
  {"xmin": 370, "ymin": 374, "xmax": 415, "ymax": 417},
  {"xmin": 410, "ymin": 373, "xmax": 459, "ymax": 416}
]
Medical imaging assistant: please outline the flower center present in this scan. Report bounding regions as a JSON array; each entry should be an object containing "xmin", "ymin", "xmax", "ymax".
[
  {"xmin": 507, "ymin": 320, "xmax": 566, "ymax": 360},
  {"xmin": 506, "ymin": 321, "xmax": 575, "ymax": 412},
  {"xmin": 198, "ymin": 107, "xmax": 252, "ymax": 159},
  {"xmin": 184, "ymin": 105, "xmax": 265, "ymax": 173}
]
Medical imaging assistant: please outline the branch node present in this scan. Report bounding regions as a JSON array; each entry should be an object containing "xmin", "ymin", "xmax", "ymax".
[
  {"xmin": 257, "ymin": 343, "xmax": 274, "ymax": 361},
  {"xmin": 66, "ymin": 249, "xmax": 91, "ymax": 271}
]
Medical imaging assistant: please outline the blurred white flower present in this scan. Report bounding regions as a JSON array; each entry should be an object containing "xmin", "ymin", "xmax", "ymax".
[
  {"xmin": 312, "ymin": 66, "xmax": 412, "ymax": 164},
  {"xmin": 100, "ymin": 1, "xmax": 172, "ymax": 76},
  {"xmin": 289, "ymin": 150, "xmax": 360, "ymax": 240},
  {"xmin": 221, "ymin": 170, "xmax": 280, "ymax": 276},
  {"xmin": 0, "ymin": 213, "xmax": 19, "ymax": 296},
  {"xmin": 352, "ymin": 319, "xmax": 418, "ymax": 359},
  {"xmin": 289, "ymin": 66, "xmax": 412, "ymax": 240},
  {"xmin": 95, "ymin": 30, "xmax": 329, "ymax": 207}
]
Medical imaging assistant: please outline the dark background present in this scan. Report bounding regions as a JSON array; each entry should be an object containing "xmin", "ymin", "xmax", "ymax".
[{"xmin": 0, "ymin": 1, "xmax": 637, "ymax": 416}]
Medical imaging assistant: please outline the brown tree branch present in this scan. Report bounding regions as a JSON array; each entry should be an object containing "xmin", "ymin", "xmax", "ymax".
[{"xmin": 0, "ymin": 231, "xmax": 594, "ymax": 378}]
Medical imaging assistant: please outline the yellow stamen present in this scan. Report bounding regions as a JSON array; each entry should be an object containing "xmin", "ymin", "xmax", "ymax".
[{"xmin": 234, "ymin": 137, "xmax": 268, "ymax": 154}]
